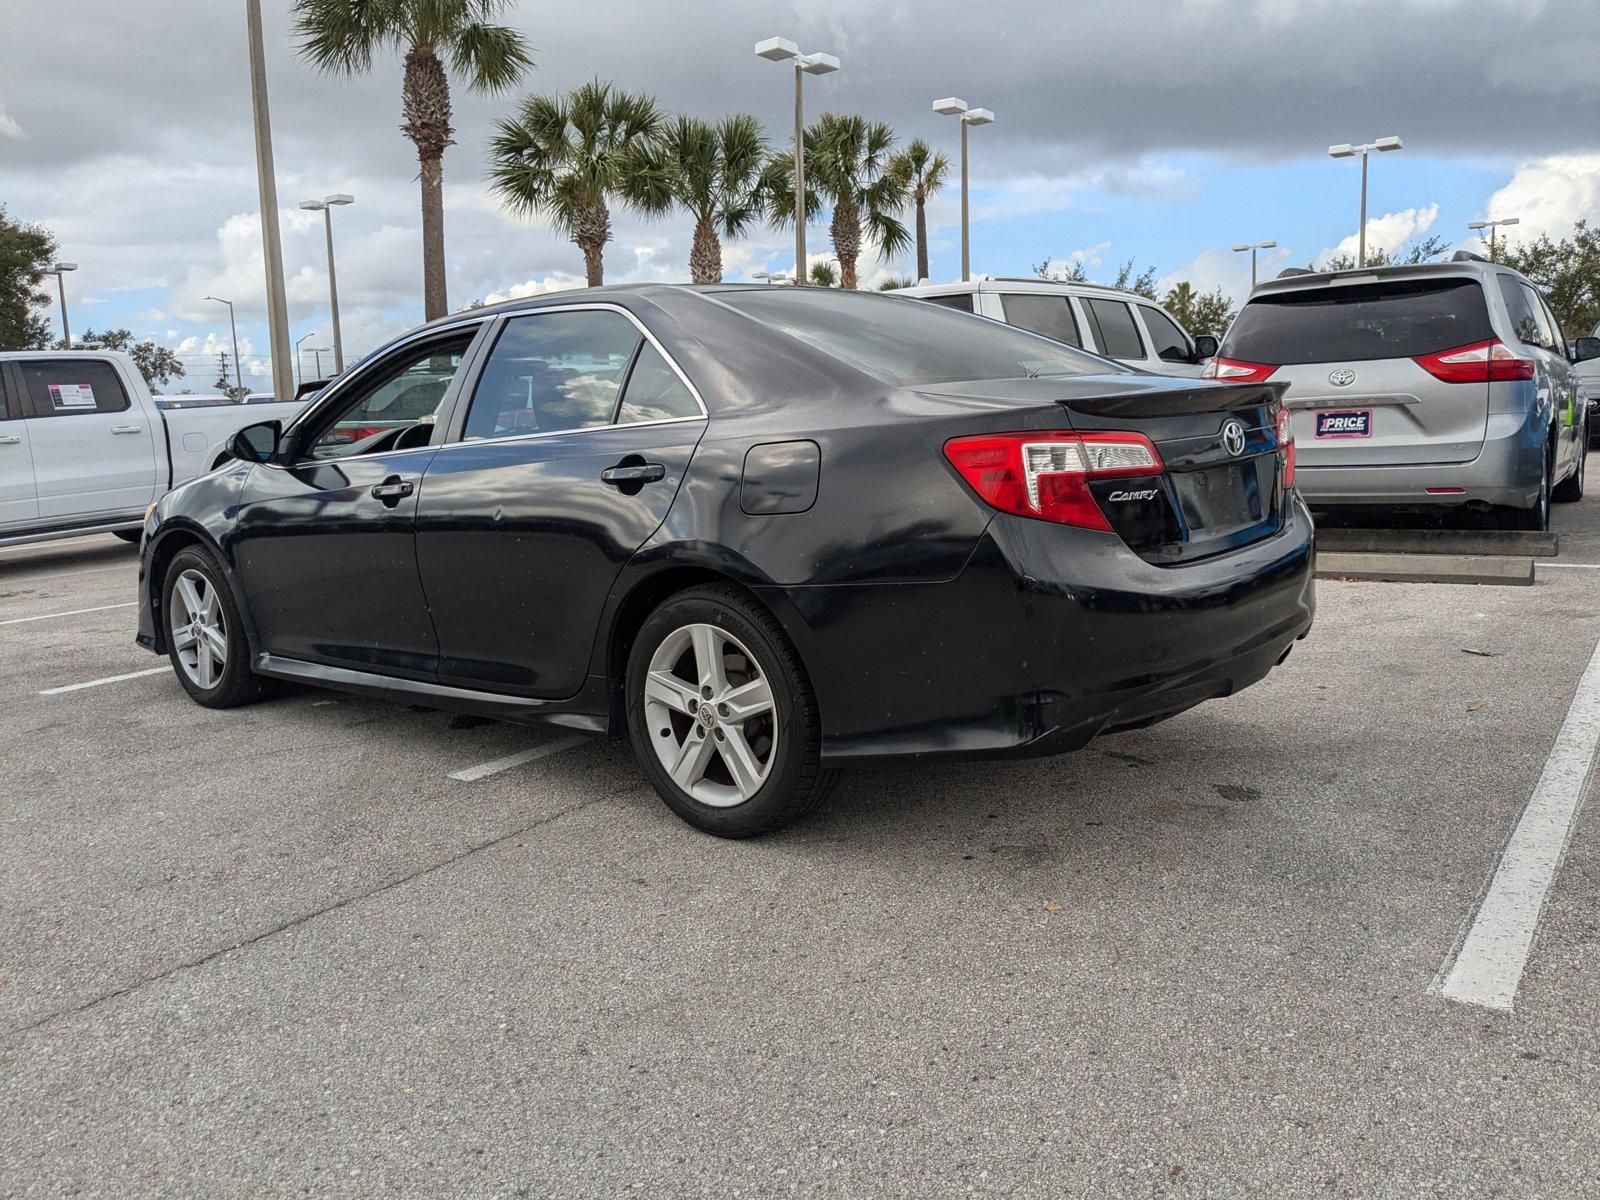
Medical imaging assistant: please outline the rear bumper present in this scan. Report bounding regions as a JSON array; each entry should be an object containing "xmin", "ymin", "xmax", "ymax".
[
  {"xmin": 1296, "ymin": 411, "xmax": 1544, "ymax": 509},
  {"xmin": 762, "ymin": 493, "xmax": 1316, "ymax": 763}
]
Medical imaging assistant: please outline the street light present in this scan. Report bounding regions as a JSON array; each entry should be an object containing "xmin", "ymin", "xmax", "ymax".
[
  {"xmin": 756, "ymin": 37, "xmax": 839, "ymax": 285},
  {"xmin": 203, "ymin": 295, "xmax": 243, "ymax": 396},
  {"xmin": 1328, "ymin": 135, "xmax": 1403, "ymax": 268},
  {"xmin": 1468, "ymin": 217, "xmax": 1520, "ymax": 262},
  {"xmin": 49, "ymin": 262, "xmax": 78, "ymax": 346},
  {"xmin": 751, "ymin": 271, "xmax": 792, "ymax": 285},
  {"xmin": 1231, "ymin": 240, "xmax": 1278, "ymax": 289},
  {"xmin": 295, "ymin": 331, "xmax": 314, "ymax": 389},
  {"xmin": 245, "ymin": 0, "xmax": 293, "ymax": 401},
  {"xmin": 933, "ymin": 98, "xmax": 996, "ymax": 282},
  {"xmin": 299, "ymin": 194, "xmax": 354, "ymax": 374},
  {"xmin": 308, "ymin": 346, "xmax": 330, "ymax": 379}
]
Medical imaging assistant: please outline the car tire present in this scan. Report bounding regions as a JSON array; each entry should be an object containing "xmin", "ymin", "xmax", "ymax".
[
  {"xmin": 162, "ymin": 545, "xmax": 275, "ymax": 709},
  {"xmin": 112, "ymin": 529, "xmax": 142, "ymax": 544},
  {"xmin": 1500, "ymin": 447, "xmax": 1552, "ymax": 531},
  {"xmin": 626, "ymin": 583, "xmax": 836, "ymax": 838},
  {"xmin": 1553, "ymin": 440, "xmax": 1585, "ymax": 503}
]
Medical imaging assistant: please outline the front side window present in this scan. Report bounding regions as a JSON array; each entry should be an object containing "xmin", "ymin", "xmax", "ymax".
[
  {"xmin": 1140, "ymin": 306, "xmax": 1192, "ymax": 362},
  {"xmin": 1000, "ymin": 294, "xmax": 1082, "ymax": 347},
  {"xmin": 464, "ymin": 310, "xmax": 643, "ymax": 441},
  {"xmin": 1225, "ymin": 278, "xmax": 1494, "ymax": 364},
  {"xmin": 1083, "ymin": 299, "xmax": 1146, "ymax": 360},
  {"xmin": 303, "ymin": 333, "xmax": 475, "ymax": 459},
  {"xmin": 17, "ymin": 359, "xmax": 131, "ymax": 418},
  {"xmin": 715, "ymin": 287, "xmax": 1112, "ymax": 386}
]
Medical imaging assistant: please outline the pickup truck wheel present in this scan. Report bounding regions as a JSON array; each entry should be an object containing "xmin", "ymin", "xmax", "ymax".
[
  {"xmin": 162, "ymin": 546, "xmax": 275, "ymax": 708},
  {"xmin": 112, "ymin": 530, "xmax": 142, "ymax": 544}
]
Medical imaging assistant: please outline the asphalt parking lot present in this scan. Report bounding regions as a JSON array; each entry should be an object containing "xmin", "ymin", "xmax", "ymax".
[{"xmin": 3, "ymin": 463, "xmax": 1598, "ymax": 1199}]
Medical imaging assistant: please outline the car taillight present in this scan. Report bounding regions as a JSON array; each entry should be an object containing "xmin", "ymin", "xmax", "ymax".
[
  {"xmin": 943, "ymin": 430, "xmax": 1163, "ymax": 532},
  {"xmin": 1414, "ymin": 338, "xmax": 1535, "ymax": 383},
  {"xmin": 1275, "ymin": 404, "xmax": 1295, "ymax": 490},
  {"xmin": 1202, "ymin": 357, "xmax": 1278, "ymax": 383}
]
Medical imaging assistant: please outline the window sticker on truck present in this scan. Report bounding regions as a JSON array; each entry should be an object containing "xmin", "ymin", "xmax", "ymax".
[
  {"xmin": 1314, "ymin": 409, "xmax": 1372, "ymax": 439},
  {"xmin": 47, "ymin": 383, "xmax": 97, "ymax": 410}
]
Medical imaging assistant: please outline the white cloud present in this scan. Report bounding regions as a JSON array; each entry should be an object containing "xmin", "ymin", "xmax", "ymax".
[
  {"xmin": 0, "ymin": 104, "xmax": 21, "ymax": 138},
  {"xmin": 1483, "ymin": 155, "xmax": 1600, "ymax": 245},
  {"xmin": 483, "ymin": 274, "xmax": 587, "ymax": 303},
  {"xmin": 1313, "ymin": 203, "xmax": 1439, "ymax": 267},
  {"xmin": 1158, "ymin": 244, "xmax": 1295, "ymax": 301}
]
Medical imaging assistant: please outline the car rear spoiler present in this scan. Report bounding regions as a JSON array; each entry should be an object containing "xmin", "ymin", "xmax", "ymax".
[{"xmin": 1053, "ymin": 380, "xmax": 1286, "ymax": 420}]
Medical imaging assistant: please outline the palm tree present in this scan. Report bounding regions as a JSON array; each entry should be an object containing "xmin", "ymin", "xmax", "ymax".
[
  {"xmin": 808, "ymin": 261, "xmax": 838, "ymax": 287},
  {"xmin": 766, "ymin": 113, "xmax": 910, "ymax": 290},
  {"xmin": 488, "ymin": 80, "xmax": 667, "ymax": 287},
  {"xmin": 642, "ymin": 114, "xmax": 767, "ymax": 284},
  {"xmin": 293, "ymin": 0, "xmax": 532, "ymax": 321},
  {"xmin": 888, "ymin": 139, "xmax": 948, "ymax": 284}
]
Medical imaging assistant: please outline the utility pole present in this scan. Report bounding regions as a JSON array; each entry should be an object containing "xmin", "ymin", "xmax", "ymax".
[{"xmin": 246, "ymin": 0, "xmax": 293, "ymax": 401}]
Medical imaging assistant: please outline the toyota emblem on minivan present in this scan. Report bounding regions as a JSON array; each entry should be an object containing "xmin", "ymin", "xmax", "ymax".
[
  {"xmin": 1221, "ymin": 419, "xmax": 1247, "ymax": 457},
  {"xmin": 1329, "ymin": 368, "xmax": 1356, "ymax": 387}
]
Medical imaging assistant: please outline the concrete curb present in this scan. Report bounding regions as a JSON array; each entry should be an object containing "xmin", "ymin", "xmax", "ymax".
[
  {"xmin": 1314, "ymin": 529, "xmax": 1559, "ymax": 557},
  {"xmin": 1316, "ymin": 551, "xmax": 1536, "ymax": 587}
]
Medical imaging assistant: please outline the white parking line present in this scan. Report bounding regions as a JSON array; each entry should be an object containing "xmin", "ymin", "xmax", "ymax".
[
  {"xmin": 40, "ymin": 666, "xmax": 170, "ymax": 696},
  {"xmin": 1538, "ymin": 562, "xmax": 1600, "ymax": 570},
  {"xmin": 1440, "ymin": 635, "xmax": 1600, "ymax": 1011},
  {"xmin": 0, "ymin": 602, "xmax": 136, "ymax": 627},
  {"xmin": 448, "ymin": 736, "xmax": 585, "ymax": 782}
]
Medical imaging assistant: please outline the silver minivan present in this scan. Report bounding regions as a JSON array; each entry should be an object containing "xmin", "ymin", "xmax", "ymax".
[{"xmin": 1210, "ymin": 257, "xmax": 1588, "ymax": 529}]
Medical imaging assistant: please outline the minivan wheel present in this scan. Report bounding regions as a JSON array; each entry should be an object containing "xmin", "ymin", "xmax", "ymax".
[
  {"xmin": 1553, "ymin": 441, "xmax": 1585, "ymax": 502},
  {"xmin": 626, "ymin": 584, "xmax": 836, "ymax": 838},
  {"xmin": 1501, "ymin": 450, "xmax": 1551, "ymax": 531},
  {"xmin": 162, "ymin": 546, "xmax": 275, "ymax": 708}
]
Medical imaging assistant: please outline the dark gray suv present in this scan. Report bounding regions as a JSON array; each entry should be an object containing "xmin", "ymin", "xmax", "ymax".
[{"xmin": 1208, "ymin": 256, "xmax": 1588, "ymax": 529}]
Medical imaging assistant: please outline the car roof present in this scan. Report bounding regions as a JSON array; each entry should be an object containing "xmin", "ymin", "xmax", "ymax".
[
  {"xmin": 1250, "ymin": 256, "xmax": 1534, "ymax": 298},
  {"xmin": 897, "ymin": 276, "xmax": 1160, "ymax": 303}
]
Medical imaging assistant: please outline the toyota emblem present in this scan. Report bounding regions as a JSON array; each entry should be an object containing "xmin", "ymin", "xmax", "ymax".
[
  {"xmin": 1221, "ymin": 419, "xmax": 1247, "ymax": 457},
  {"xmin": 1329, "ymin": 368, "xmax": 1356, "ymax": 387}
]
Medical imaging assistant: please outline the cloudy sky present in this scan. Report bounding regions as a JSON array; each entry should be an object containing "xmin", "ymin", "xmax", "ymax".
[{"xmin": 4, "ymin": 0, "xmax": 1600, "ymax": 390}]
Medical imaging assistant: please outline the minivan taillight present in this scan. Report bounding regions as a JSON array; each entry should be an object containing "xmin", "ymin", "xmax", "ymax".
[
  {"xmin": 1414, "ymin": 338, "xmax": 1535, "ymax": 383},
  {"xmin": 1275, "ymin": 404, "xmax": 1295, "ymax": 490},
  {"xmin": 1202, "ymin": 357, "xmax": 1278, "ymax": 383},
  {"xmin": 943, "ymin": 431, "xmax": 1163, "ymax": 531}
]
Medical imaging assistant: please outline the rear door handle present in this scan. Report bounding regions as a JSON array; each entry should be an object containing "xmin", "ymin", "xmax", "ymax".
[
  {"xmin": 0, "ymin": 434, "xmax": 21, "ymax": 445},
  {"xmin": 110, "ymin": 425, "xmax": 143, "ymax": 435},
  {"xmin": 370, "ymin": 478, "xmax": 415, "ymax": 506},
  {"xmin": 600, "ymin": 463, "xmax": 666, "ymax": 486}
]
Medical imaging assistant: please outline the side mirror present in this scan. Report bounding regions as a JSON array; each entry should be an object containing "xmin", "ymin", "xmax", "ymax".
[
  {"xmin": 228, "ymin": 420, "xmax": 281, "ymax": 464},
  {"xmin": 1572, "ymin": 337, "xmax": 1600, "ymax": 363},
  {"xmin": 1192, "ymin": 334, "xmax": 1220, "ymax": 361}
]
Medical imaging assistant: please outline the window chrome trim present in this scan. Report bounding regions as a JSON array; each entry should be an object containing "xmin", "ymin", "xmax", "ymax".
[{"xmin": 432, "ymin": 412, "xmax": 707, "ymax": 455}]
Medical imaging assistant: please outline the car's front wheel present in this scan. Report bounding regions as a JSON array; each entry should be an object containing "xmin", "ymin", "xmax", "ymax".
[
  {"xmin": 626, "ymin": 584, "xmax": 836, "ymax": 838},
  {"xmin": 162, "ymin": 546, "xmax": 275, "ymax": 708}
]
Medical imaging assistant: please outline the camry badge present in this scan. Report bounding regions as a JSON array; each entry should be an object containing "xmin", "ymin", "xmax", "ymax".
[
  {"xmin": 1329, "ymin": 368, "xmax": 1356, "ymax": 387},
  {"xmin": 1221, "ymin": 418, "xmax": 1248, "ymax": 457}
]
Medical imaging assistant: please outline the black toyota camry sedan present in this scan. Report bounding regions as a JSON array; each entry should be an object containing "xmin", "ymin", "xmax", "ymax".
[{"xmin": 136, "ymin": 285, "xmax": 1314, "ymax": 837}]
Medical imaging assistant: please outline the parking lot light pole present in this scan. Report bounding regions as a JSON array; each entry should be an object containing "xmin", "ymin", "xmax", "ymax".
[
  {"xmin": 299, "ymin": 194, "xmax": 354, "ymax": 374},
  {"xmin": 245, "ymin": 0, "xmax": 294, "ymax": 401},
  {"xmin": 1328, "ymin": 136, "xmax": 1403, "ymax": 268},
  {"xmin": 49, "ymin": 262, "xmax": 78, "ymax": 346},
  {"xmin": 1231, "ymin": 240, "xmax": 1277, "ymax": 289},
  {"xmin": 310, "ymin": 347, "xmax": 329, "ymax": 379},
  {"xmin": 752, "ymin": 271, "xmax": 792, "ymax": 285},
  {"xmin": 203, "ymin": 295, "xmax": 243, "ymax": 395},
  {"xmin": 756, "ymin": 38, "xmax": 839, "ymax": 283},
  {"xmin": 1468, "ymin": 217, "xmax": 1520, "ymax": 262},
  {"xmin": 294, "ymin": 332, "xmax": 313, "ymax": 389},
  {"xmin": 934, "ymin": 99, "xmax": 995, "ymax": 282}
]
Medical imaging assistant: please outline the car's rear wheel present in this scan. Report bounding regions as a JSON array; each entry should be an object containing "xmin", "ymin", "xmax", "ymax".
[
  {"xmin": 162, "ymin": 546, "xmax": 275, "ymax": 708},
  {"xmin": 626, "ymin": 584, "xmax": 835, "ymax": 838},
  {"xmin": 1553, "ymin": 439, "xmax": 1585, "ymax": 502},
  {"xmin": 1500, "ymin": 448, "xmax": 1551, "ymax": 530}
]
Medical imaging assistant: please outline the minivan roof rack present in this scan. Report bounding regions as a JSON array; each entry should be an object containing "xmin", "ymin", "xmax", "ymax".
[
  {"xmin": 976, "ymin": 274, "xmax": 1140, "ymax": 294},
  {"xmin": 1450, "ymin": 249, "xmax": 1488, "ymax": 264},
  {"xmin": 1275, "ymin": 267, "xmax": 1316, "ymax": 279}
]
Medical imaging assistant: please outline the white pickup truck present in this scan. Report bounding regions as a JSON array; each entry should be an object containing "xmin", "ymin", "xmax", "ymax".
[{"xmin": 0, "ymin": 350, "xmax": 307, "ymax": 548}]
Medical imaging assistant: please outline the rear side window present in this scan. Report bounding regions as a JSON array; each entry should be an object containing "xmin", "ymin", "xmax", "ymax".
[
  {"xmin": 1497, "ymin": 276, "xmax": 1553, "ymax": 350},
  {"xmin": 1082, "ymin": 299, "xmax": 1146, "ymax": 360},
  {"xmin": 1000, "ymin": 294, "xmax": 1082, "ymax": 347},
  {"xmin": 716, "ymin": 287, "xmax": 1112, "ymax": 386},
  {"xmin": 1140, "ymin": 306, "xmax": 1192, "ymax": 362},
  {"xmin": 1224, "ymin": 278, "xmax": 1493, "ymax": 364},
  {"xmin": 916, "ymin": 293, "xmax": 974, "ymax": 313},
  {"xmin": 16, "ymin": 360, "xmax": 131, "ymax": 418},
  {"xmin": 615, "ymin": 343, "xmax": 700, "ymax": 424}
]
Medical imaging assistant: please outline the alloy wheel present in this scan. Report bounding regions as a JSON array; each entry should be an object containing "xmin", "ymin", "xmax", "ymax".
[
  {"xmin": 643, "ymin": 622, "xmax": 778, "ymax": 808},
  {"xmin": 169, "ymin": 568, "xmax": 228, "ymax": 690}
]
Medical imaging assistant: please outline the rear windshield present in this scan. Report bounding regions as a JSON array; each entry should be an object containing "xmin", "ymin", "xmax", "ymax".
[
  {"xmin": 1224, "ymin": 277, "xmax": 1492, "ymax": 364},
  {"xmin": 715, "ymin": 287, "xmax": 1116, "ymax": 386}
]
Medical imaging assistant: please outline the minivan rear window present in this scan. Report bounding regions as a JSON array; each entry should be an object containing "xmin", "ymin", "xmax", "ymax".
[{"xmin": 1224, "ymin": 278, "xmax": 1493, "ymax": 364}]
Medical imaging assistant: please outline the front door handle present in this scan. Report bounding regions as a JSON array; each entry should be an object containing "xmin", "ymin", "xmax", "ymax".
[
  {"xmin": 600, "ymin": 462, "xmax": 666, "ymax": 486},
  {"xmin": 370, "ymin": 477, "xmax": 415, "ymax": 506},
  {"xmin": 110, "ymin": 425, "xmax": 143, "ymax": 435},
  {"xmin": 0, "ymin": 434, "xmax": 21, "ymax": 445}
]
